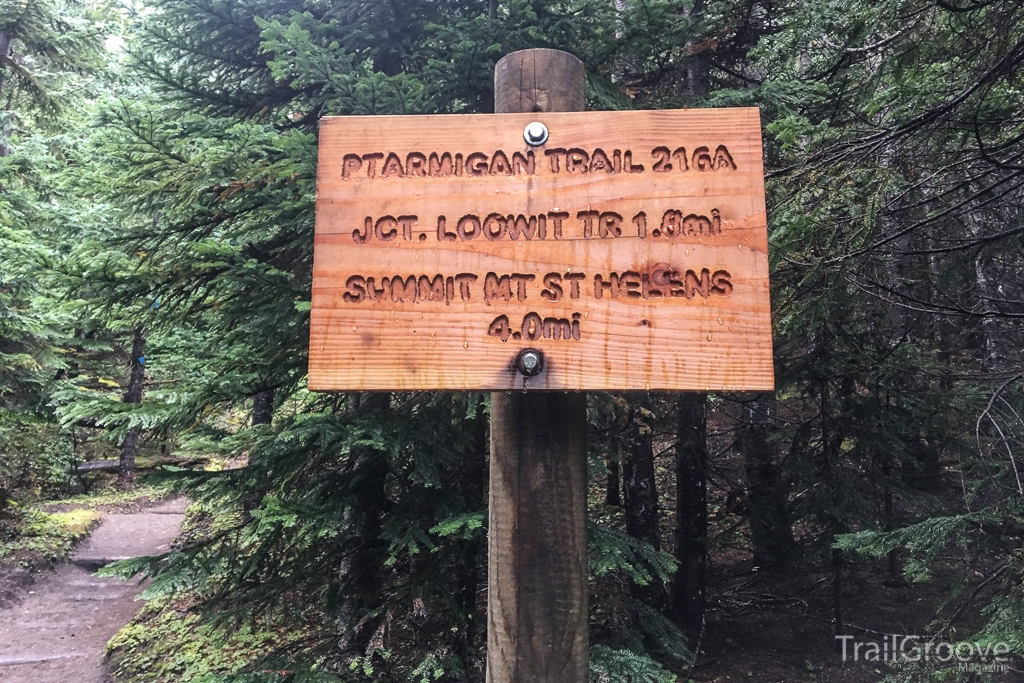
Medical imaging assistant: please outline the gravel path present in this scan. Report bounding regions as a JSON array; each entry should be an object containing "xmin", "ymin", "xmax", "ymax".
[{"xmin": 0, "ymin": 498, "xmax": 186, "ymax": 683}]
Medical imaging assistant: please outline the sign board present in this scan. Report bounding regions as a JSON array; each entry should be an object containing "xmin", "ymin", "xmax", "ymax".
[{"xmin": 309, "ymin": 108, "xmax": 773, "ymax": 391}]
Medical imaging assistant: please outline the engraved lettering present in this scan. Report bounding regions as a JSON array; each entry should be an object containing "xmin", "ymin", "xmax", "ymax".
[
  {"xmin": 712, "ymin": 270, "xmax": 733, "ymax": 296},
  {"xmin": 390, "ymin": 275, "xmax": 417, "ymax": 302},
  {"xmin": 418, "ymin": 274, "xmax": 445, "ymax": 303},
  {"xmin": 362, "ymin": 152, "xmax": 383, "ymax": 178},
  {"xmin": 457, "ymin": 214, "xmax": 480, "ymax": 240},
  {"xmin": 651, "ymin": 264, "xmax": 674, "ymax": 287},
  {"xmin": 693, "ymin": 146, "xmax": 713, "ymax": 171},
  {"xmin": 668, "ymin": 270, "xmax": 685, "ymax": 297},
  {"xmin": 436, "ymin": 215, "xmax": 457, "ymax": 242},
  {"xmin": 672, "ymin": 147, "xmax": 689, "ymax": 171},
  {"xmin": 381, "ymin": 152, "xmax": 405, "ymax": 177},
  {"xmin": 506, "ymin": 214, "xmax": 538, "ymax": 240},
  {"xmin": 619, "ymin": 270, "xmax": 642, "ymax": 299},
  {"xmin": 682, "ymin": 213, "xmax": 712, "ymax": 236},
  {"xmin": 483, "ymin": 213, "xmax": 507, "ymax": 240},
  {"xmin": 510, "ymin": 273, "xmax": 535, "ymax": 301},
  {"xmin": 512, "ymin": 150, "xmax": 535, "ymax": 175},
  {"xmin": 342, "ymin": 154, "xmax": 363, "ymax": 179},
  {"xmin": 405, "ymin": 152, "xmax": 427, "ymax": 177},
  {"xmin": 624, "ymin": 150, "xmax": 644, "ymax": 173},
  {"xmin": 547, "ymin": 211, "xmax": 569, "ymax": 239},
  {"xmin": 484, "ymin": 272, "xmax": 513, "ymax": 303},
  {"xmin": 488, "ymin": 314, "xmax": 512, "ymax": 342},
  {"xmin": 661, "ymin": 209, "xmax": 682, "ymax": 237},
  {"xmin": 490, "ymin": 312, "xmax": 581, "ymax": 342},
  {"xmin": 489, "ymin": 150, "xmax": 512, "ymax": 175},
  {"xmin": 713, "ymin": 145, "xmax": 736, "ymax": 170},
  {"xmin": 542, "ymin": 273, "xmax": 563, "ymax": 302},
  {"xmin": 344, "ymin": 275, "xmax": 366, "ymax": 303},
  {"xmin": 428, "ymin": 152, "xmax": 454, "ymax": 177},
  {"xmin": 398, "ymin": 215, "xmax": 417, "ymax": 241},
  {"xmin": 543, "ymin": 317, "xmax": 572, "ymax": 340},
  {"xmin": 578, "ymin": 210, "xmax": 600, "ymax": 238},
  {"xmin": 522, "ymin": 312, "xmax": 543, "ymax": 341},
  {"xmin": 652, "ymin": 146, "xmax": 672, "ymax": 172},
  {"xmin": 590, "ymin": 148, "xmax": 613, "ymax": 174},
  {"xmin": 545, "ymin": 148, "xmax": 567, "ymax": 173},
  {"xmin": 366, "ymin": 276, "xmax": 388, "ymax": 302},
  {"xmin": 375, "ymin": 215, "xmax": 398, "ymax": 242},
  {"xmin": 633, "ymin": 211, "xmax": 647, "ymax": 238},
  {"xmin": 685, "ymin": 268, "xmax": 711, "ymax": 298},
  {"xmin": 566, "ymin": 148, "xmax": 590, "ymax": 174},
  {"xmin": 641, "ymin": 273, "xmax": 662, "ymax": 299},
  {"xmin": 466, "ymin": 152, "xmax": 489, "ymax": 176},
  {"xmin": 344, "ymin": 144, "xmax": 730, "ymax": 180},
  {"xmin": 599, "ymin": 211, "xmax": 623, "ymax": 238},
  {"xmin": 564, "ymin": 273, "xmax": 585, "ymax": 299},
  {"xmin": 594, "ymin": 273, "xmax": 618, "ymax": 299},
  {"xmin": 354, "ymin": 216, "xmax": 372, "ymax": 243},
  {"xmin": 454, "ymin": 273, "xmax": 477, "ymax": 300}
]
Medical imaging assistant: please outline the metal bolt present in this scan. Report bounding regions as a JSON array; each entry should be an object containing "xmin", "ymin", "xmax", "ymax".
[
  {"xmin": 523, "ymin": 121, "xmax": 549, "ymax": 146},
  {"xmin": 514, "ymin": 349, "xmax": 544, "ymax": 377}
]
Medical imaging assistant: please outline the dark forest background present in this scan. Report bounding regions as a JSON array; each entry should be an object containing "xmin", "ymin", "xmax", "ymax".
[{"xmin": 2, "ymin": 0, "xmax": 1024, "ymax": 681}]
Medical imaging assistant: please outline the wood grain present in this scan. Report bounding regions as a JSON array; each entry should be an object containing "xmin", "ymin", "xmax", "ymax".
[
  {"xmin": 488, "ymin": 391, "xmax": 588, "ymax": 683},
  {"xmin": 487, "ymin": 48, "xmax": 588, "ymax": 683},
  {"xmin": 310, "ymin": 107, "xmax": 773, "ymax": 391}
]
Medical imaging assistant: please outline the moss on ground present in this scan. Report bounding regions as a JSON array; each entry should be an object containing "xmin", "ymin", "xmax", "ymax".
[
  {"xmin": 0, "ymin": 508, "xmax": 103, "ymax": 562},
  {"xmin": 106, "ymin": 593, "xmax": 324, "ymax": 682},
  {"xmin": 104, "ymin": 497, "xmax": 332, "ymax": 683},
  {"xmin": 47, "ymin": 483, "xmax": 173, "ymax": 509}
]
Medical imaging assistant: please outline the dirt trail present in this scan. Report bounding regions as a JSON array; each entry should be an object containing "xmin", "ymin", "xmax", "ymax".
[{"xmin": 0, "ymin": 498, "xmax": 186, "ymax": 683}]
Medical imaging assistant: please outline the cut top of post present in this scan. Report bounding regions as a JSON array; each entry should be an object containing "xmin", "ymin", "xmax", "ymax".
[{"xmin": 494, "ymin": 49, "xmax": 585, "ymax": 114}]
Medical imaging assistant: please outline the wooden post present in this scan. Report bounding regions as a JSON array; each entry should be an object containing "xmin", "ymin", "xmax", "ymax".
[{"xmin": 488, "ymin": 49, "xmax": 589, "ymax": 683}]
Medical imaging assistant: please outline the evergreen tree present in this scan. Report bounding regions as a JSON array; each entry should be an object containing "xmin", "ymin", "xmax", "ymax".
[
  {"xmin": 11, "ymin": 0, "xmax": 1023, "ymax": 681},
  {"xmin": 0, "ymin": 0, "xmax": 114, "ymax": 509}
]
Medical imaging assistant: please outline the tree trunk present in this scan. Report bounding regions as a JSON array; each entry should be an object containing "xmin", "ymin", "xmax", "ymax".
[
  {"xmin": 488, "ymin": 49, "xmax": 589, "ymax": 683},
  {"xmin": 672, "ymin": 393, "xmax": 707, "ymax": 644},
  {"xmin": 339, "ymin": 392, "xmax": 390, "ymax": 650},
  {"xmin": 242, "ymin": 387, "xmax": 276, "ymax": 514},
  {"xmin": 252, "ymin": 388, "xmax": 274, "ymax": 425},
  {"xmin": 621, "ymin": 399, "xmax": 661, "ymax": 551},
  {"xmin": 819, "ymin": 379, "xmax": 845, "ymax": 637},
  {"xmin": 621, "ymin": 396, "xmax": 666, "ymax": 611},
  {"xmin": 605, "ymin": 456, "xmax": 621, "ymax": 507},
  {"xmin": 686, "ymin": 0, "xmax": 710, "ymax": 99},
  {"xmin": 456, "ymin": 395, "xmax": 487, "ymax": 660},
  {"xmin": 119, "ymin": 327, "xmax": 145, "ymax": 487},
  {"xmin": 740, "ymin": 396, "xmax": 792, "ymax": 566}
]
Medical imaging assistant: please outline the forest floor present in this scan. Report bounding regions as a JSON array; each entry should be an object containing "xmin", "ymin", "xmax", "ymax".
[
  {"xmin": 0, "ymin": 496, "xmax": 185, "ymax": 683},
  {"xmin": 682, "ymin": 491, "xmax": 1021, "ymax": 681},
  {"xmin": 693, "ymin": 558, "xmax": 957, "ymax": 682}
]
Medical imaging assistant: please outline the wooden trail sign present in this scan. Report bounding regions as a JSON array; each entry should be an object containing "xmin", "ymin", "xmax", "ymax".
[{"xmin": 310, "ymin": 108, "xmax": 773, "ymax": 391}]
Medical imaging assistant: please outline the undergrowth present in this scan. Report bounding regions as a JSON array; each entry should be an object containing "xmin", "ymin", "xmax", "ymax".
[
  {"xmin": 106, "ymin": 593, "xmax": 323, "ymax": 682},
  {"xmin": 48, "ymin": 482, "xmax": 173, "ymax": 509},
  {"xmin": 0, "ymin": 508, "xmax": 102, "ymax": 562}
]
